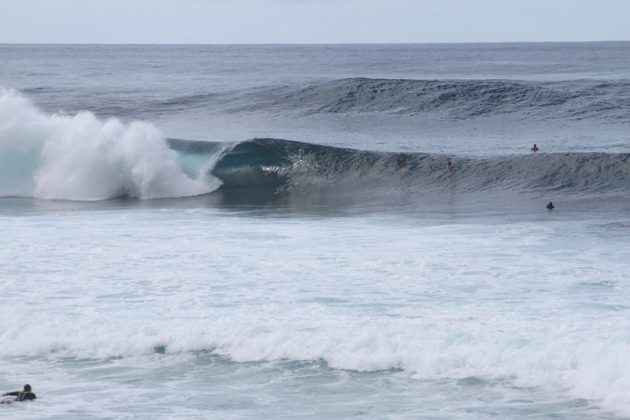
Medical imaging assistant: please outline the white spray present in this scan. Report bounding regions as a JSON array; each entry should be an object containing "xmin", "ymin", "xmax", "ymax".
[{"xmin": 0, "ymin": 89, "xmax": 217, "ymax": 200}]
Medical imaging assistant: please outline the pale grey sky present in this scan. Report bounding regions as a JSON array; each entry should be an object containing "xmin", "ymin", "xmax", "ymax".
[{"xmin": 1, "ymin": 0, "xmax": 629, "ymax": 44}]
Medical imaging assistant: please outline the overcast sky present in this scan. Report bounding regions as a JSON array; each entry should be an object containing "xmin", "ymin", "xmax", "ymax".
[{"xmin": 1, "ymin": 0, "xmax": 629, "ymax": 44}]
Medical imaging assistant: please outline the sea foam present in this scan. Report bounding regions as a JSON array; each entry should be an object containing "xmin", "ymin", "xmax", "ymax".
[{"xmin": 0, "ymin": 89, "xmax": 216, "ymax": 200}]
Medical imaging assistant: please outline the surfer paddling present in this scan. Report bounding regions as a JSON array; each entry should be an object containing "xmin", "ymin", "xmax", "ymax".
[{"xmin": 1, "ymin": 384, "xmax": 37, "ymax": 403}]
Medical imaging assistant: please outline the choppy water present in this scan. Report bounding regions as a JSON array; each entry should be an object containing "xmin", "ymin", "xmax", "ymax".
[{"xmin": 1, "ymin": 43, "xmax": 630, "ymax": 419}]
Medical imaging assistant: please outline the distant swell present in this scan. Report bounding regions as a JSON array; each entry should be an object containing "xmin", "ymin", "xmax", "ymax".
[
  {"xmin": 19, "ymin": 78, "xmax": 630, "ymax": 122},
  {"xmin": 162, "ymin": 77, "xmax": 630, "ymax": 120}
]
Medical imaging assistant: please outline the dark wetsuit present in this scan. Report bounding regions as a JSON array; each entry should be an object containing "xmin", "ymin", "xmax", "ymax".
[{"xmin": 4, "ymin": 391, "xmax": 37, "ymax": 401}]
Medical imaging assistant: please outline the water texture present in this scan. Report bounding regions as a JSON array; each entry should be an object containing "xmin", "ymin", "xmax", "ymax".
[{"xmin": 1, "ymin": 43, "xmax": 630, "ymax": 419}]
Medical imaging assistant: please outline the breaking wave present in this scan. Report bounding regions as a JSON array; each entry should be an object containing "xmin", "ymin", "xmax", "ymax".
[
  {"xmin": 169, "ymin": 138, "xmax": 630, "ymax": 197},
  {"xmin": 0, "ymin": 89, "xmax": 216, "ymax": 200}
]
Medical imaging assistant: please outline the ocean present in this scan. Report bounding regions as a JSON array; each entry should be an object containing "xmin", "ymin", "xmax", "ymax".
[{"xmin": 1, "ymin": 43, "xmax": 630, "ymax": 419}]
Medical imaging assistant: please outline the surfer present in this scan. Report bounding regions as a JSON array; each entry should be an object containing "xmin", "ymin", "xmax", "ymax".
[
  {"xmin": 445, "ymin": 160, "xmax": 454, "ymax": 171},
  {"xmin": 530, "ymin": 144, "xmax": 539, "ymax": 152},
  {"xmin": 1, "ymin": 384, "xmax": 36, "ymax": 403},
  {"xmin": 397, "ymin": 156, "xmax": 407, "ymax": 168},
  {"xmin": 546, "ymin": 202, "xmax": 555, "ymax": 210}
]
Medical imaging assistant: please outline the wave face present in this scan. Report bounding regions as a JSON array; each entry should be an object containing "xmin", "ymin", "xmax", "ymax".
[
  {"xmin": 0, "ymin": 89, "xmax": 215, "ymax": 200},
  {"xmin": 169, "ymin": 138, "xmax": 630, "ymax": 198},
  {"xmin": 161, "ymin": 77, "xmax": 630, "ymax": 121}
]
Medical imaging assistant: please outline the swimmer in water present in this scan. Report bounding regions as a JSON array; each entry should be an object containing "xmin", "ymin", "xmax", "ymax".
[
  {"xmin": 531, "ymin": 144, "xmax": 539, "ymax": 152},
  {"xmin": 397, "ymin": 156, "xmax": 407, "ymax": 168},
  {"xmin": 1, "ymin": 384, "xmax": 36, "ymax": 403},
  {"xmin": 445, "ymin": 160, "xmax": 454, "ymax": 171},
  {"xmin": 546, "ymin": 202, "xmax": 555, "ymax": 210}
]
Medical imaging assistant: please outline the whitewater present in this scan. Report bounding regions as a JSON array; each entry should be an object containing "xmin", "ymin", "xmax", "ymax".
[{"xmin": 1, "ymin": 43, "xmax": 630, "ymax": 419}]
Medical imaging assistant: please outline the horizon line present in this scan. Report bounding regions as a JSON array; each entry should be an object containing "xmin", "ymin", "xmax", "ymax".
[{"xmin": 2, "ymin": 40, "xmax": 630, "ymax": 47}]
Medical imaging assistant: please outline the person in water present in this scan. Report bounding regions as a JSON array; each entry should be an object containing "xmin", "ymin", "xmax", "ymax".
[
  {"xmin": 546, "ymin": 202, "xmax": 555, "ymax": 210},
  {"xmin": 397, "ymin": 156, "xmax": 407, "ymax": 168},
  {"xmin": 2, "ymin": 384, "xmax": 37, "ymax": 402},
  {"xmin": 531, "ymin": 144, "xmax": 540, "ymax": 152},
  {"xmin": 445, "ymin": 160, "xmax": 454, "ymax": 171}
]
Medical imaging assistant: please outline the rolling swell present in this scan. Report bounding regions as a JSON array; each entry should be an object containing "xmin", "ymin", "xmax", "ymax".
[
  {"xmin": 162, "ymin": 78, "xmax": 630, "ymax": 121},
  {"xmin": 169, "ymin": 138, "xmax": 630, "ymax": 200}
]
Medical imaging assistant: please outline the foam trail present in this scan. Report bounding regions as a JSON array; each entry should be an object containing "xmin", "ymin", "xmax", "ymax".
[
  {"xmin": 2, "ymin": 310, "xmax": 630, "ymax": 416},
  {"xmin": 0, "ymin": 89, "xmax": 217, "ymax": 200}
]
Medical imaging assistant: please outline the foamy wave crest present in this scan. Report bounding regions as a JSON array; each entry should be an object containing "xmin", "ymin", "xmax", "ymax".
[
  {"xmin": 1, "ymin": 312, "xmax": 630, "ymax": 415},
  {"xmin": 0, "ymin": 89, "xmax": 217, "ymax": 200}
]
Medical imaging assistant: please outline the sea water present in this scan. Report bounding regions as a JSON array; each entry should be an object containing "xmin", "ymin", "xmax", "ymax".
[{"xmin": 1, "ymin": 43, "xmax": 630, "ymax": 419}]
